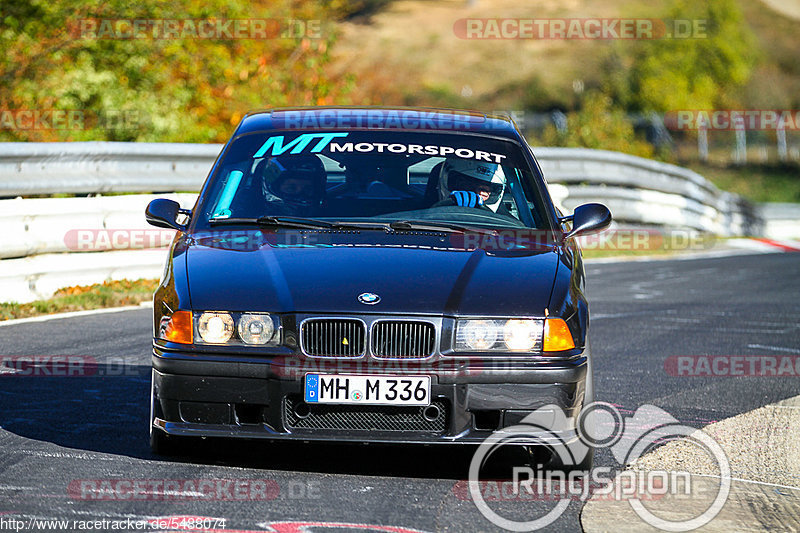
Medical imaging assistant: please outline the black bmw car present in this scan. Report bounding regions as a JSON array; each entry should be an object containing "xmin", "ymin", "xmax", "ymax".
[{"xmin": 145, "ymin": 107, "xmax": 611, "ymax": 467}]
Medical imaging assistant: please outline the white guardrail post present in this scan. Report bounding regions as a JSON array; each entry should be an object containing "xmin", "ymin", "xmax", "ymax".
[{"xmin": 0, "ymin": 142, "xmax": 766, "ymax": 303}]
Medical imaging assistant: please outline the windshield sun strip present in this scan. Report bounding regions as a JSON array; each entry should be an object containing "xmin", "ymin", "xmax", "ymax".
[{"xmin": 210, "ymin": 170, "xmax": 244, "ymax": 219}]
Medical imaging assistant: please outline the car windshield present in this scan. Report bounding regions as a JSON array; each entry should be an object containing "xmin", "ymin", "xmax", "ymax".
[{"xmin": 195, "ymin": 130, "xmax": 550, "ymax": 231}]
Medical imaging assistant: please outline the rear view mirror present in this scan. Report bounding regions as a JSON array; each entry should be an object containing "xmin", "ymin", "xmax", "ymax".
[
  {"xmin": 146, "ymin": 199, "xmax": 188, "ymax": 231},
  {"xmin": 561, "ymin": 203, "xmax": 612, "ymax": 240}
]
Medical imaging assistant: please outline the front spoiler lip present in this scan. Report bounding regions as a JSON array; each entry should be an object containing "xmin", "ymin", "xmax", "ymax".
[{"xmin": 152, "ymin": 417, "xmax": 582, "ymax": 446}]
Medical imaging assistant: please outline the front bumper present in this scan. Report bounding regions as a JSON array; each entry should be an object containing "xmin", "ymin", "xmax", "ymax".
[{"xmin": 151, "ymin": 345, "xmax": 590, "ymax": 445}]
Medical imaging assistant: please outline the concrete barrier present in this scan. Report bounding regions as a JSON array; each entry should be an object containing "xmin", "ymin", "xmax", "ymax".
[
  {"xmin": 759, "ymin": 203, "xmax": 800, "ymax": 240},
  {"xmin": 0, "ymin": 193, "xmax": 196, "ymax": 260}
]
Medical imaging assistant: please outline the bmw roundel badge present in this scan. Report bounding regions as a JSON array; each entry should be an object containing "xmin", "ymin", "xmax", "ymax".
[{"xmin": 358, "ymin": 292, "xmax": 381, "ymax": 305}]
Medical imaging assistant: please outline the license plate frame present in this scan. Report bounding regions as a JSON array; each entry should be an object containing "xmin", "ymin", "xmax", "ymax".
[{"xmin": 304, "ymin": 373, "xmax": 431, "ymax": 406}]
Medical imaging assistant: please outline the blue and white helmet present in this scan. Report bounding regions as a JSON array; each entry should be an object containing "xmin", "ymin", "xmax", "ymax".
[{"xmin": 439, "ymin": 159, "xmax": 506, "ymax": 212}]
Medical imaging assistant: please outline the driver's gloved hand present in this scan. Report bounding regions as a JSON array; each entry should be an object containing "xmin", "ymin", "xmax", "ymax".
[{"xmin": 450, "ymin": 190, "xmax": 484, "ymax": 207}]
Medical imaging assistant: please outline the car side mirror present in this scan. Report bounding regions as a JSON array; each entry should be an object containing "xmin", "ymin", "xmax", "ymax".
[
  {"xmin": 146, "ymin": 199, "xmax": 189, "ymax": 231},
  {"xmin": 561, "ymin": 203, "xmax": 612, "ymax": 241}
]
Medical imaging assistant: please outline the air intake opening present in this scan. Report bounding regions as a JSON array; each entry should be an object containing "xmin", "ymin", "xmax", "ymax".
[
  {"xmin": 234, "ymin": 403, "xmax": 264, "ymax": 425},
  {"xmin": 473, "ymin": 410, "xmax": 501, "ymax": 431},
  {"xmin": 283, "ymin": 396, "xmax": 448, "ymax": 433}
]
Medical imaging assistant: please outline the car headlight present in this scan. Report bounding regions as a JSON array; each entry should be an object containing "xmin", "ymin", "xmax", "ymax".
[
  {"xmin": 458, "ymin": 320, "xmax": 499, "ymax": 350},
  {"xmin": 503, "ymin": 319, "xmax": 540, "ymax": 351},
  {"xmin": 198, "ymin": 312, "xmax": 235, "ymax": 343},
  {"xmin": 238, "ymin": 313, "xmax": 276, "ymax": 344},
  {"xmin": 455, "ymin": 319, "xmax": 544, "ymax": 352},
  {"xmin": 191, "ymin": 311, "xmax": 280, "ymax": 346}
]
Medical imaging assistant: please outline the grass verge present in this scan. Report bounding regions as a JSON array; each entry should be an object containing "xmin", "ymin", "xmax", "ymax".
[
  {"xmin": 686, "ymin": 162, "xmax": 800, "ymax": 203},
  {"xmin": 0, "ymin": 279, "xmax": 158, "ymax": 321},
  {"xmin": 580, "ymin": 232, "xmax": 722, "ymax": 259}
]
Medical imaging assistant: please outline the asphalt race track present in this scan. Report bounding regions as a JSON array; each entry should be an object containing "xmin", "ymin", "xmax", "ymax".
[{"xmin": 1, "ymin": 252, "xmax": 798, "ymax": 532}]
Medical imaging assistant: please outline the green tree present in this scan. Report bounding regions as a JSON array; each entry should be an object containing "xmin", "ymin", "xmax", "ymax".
[
  {"xmin": 538, "ymin": 91, "xmax": 655, "ymax": 159},
  {"xmin": 0, "ymin": 0, "xmax": 353, "ymax": 142},
  {"xmin": 605, "ymin": 0, "xmax": 758, "ymax": 112}
]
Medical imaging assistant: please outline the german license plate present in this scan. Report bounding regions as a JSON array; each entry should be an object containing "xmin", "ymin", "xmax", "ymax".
[{"xmin": 304, "ymin": 374, "xmax": 430, "ymax": 406}]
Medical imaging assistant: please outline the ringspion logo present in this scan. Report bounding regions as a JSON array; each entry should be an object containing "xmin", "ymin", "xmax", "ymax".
[{"xmin": 468, "ymin": 402, "xmax": 730, "ymax": 530}]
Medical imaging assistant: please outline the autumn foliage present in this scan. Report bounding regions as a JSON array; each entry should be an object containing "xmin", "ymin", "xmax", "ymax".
[{"xmin": 0, "ymin": 0, "xmax": 354, "ymax": 142}]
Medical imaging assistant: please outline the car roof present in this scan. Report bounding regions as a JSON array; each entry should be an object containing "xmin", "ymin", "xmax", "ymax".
[{"xmin": 234, "ymin": 106, "xmax": 523, "ymax": 140}]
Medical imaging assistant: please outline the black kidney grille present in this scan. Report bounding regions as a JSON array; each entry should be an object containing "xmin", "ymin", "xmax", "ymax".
[
  {"xmin": 372, "ymin": 321, "xmax": 435, "ymax": 359},
  {"xmin": 301, "ymin": 319, "xmax": 366, "ymax": 357},
  {"xmin": 284, "ymin": 397, "xmax": 447, "ymax": 433}
]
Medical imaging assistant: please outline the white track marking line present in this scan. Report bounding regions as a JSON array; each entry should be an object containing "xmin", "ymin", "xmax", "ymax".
[
  {"xmin": 0, "ymin": 305, "xmax": 149, "ymax": 327},
  {"xmin": 747, "ymin": 344, "xmax": 800, "ymax": 354},
  {"xmin": 688, "ymin": 473, "xmax": 800, "ymax": 493}
]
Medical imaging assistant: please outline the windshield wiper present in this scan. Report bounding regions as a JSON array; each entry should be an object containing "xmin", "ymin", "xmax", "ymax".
[
  {"xmin": 209, "ymin": 216, "xmax": 334, "ymax": 230},
  {"xmin": 389, "ymin": 220, "xmax": 498, "ymax": 236},
  {"xmin": 329, "ymin": 221, "xmax": 391, "ymax": 231},
  {"xmin": 209, "ymin": 217, "xmax": 391, "ymax": 231},
  {"xmin": 209, "ymin": 216, "xmax": 498, "ymax": 235}
]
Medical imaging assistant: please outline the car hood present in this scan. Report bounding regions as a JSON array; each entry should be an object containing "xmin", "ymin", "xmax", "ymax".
[{"xmin": 185, "ymin": 236, "xmax": 559, "ymax": 316}]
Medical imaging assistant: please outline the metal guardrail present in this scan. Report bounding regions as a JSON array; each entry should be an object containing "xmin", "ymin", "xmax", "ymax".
[
  {"xmin": 534, "ymin": 147, "xmax": 763, "ymax": 236},
  {"xmin": 0, "ymin": 142, "xmax": 768, "ymax": 303},
  {"xmin": 0, "ymin": 142, "xmax": 221, "ymax": 196}
]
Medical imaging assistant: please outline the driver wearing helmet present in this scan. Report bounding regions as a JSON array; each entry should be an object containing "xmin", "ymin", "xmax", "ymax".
[
  {"xmin": 260, "ymin": 154, "xmax": 326, "ymax": 215},
  {"xmin": 437, "ymin": 159, "xmax": 507, "ymax": 213}
]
